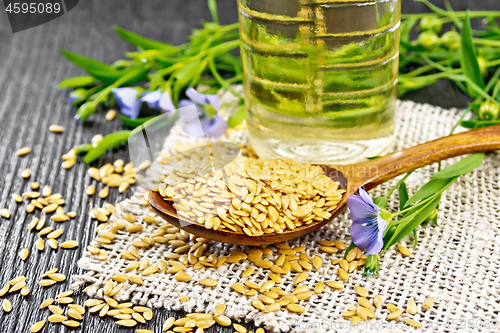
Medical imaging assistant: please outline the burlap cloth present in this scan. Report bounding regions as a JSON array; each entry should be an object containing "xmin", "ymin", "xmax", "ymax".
[{"xmin": 72, "ymin": 88, "xmax": 500, "ymax": 332}]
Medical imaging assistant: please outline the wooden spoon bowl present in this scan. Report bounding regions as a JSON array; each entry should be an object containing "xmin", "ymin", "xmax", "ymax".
[{"xmin": 150, "ymin": 124, "xmax": 500, "ymax": 246}]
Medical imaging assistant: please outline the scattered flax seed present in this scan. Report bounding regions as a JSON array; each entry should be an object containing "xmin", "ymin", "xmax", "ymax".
[
  {"xmin": 179, "ymin": 296, "xmax": 189, "ymax": 303},
  {"xmin": 342, "ymin": 311, "xmax": 355, "ymax": 317},
  {"xmin": 0, "ymin": 285, "xmax": 9, "ymax": 296},
  {"xmin": 233, "ymin": 323, "xmax": 247, "ymax": 333},
  {"xmin": 163, "ymin": 317, "xmax": 175, "ymax": 331},
  {"xmin": 39, "ymin": 279, "xmax": 56, "ymax": 287},
  {"xmin": 42, "ymin": 185, "xmax": 52, "ymax": 197},
  {"xmin": 387, "ymin": 308, "xmax": 404, "ymax": 320},
  {"xmin": 294, "ymin": 272, "xmax": 307, "ymax": 285},
  {"xmin": 358, "ymin": 297, "xmax": 372, "ymax": 310},
  {"xmin": 21, "ymin": 168, "xmax": 31, "ymax": 179},
  {"xmin": 407, "ymin": 298, "xmax": 417, "ymax": 315},
  {"xmin": 62, "ymin": 320, "xmax": 80, "ymax": 328},
  {"xmin": 67, "ymin": 309, "xmax": 83, "ymax": 320},
  {"xmin": 214, "ymin": 304, "xmax": 226, "ymax": 317},
  {"xmin": 422, "ymin": 297, "xmax": 435, "ymax": 310},
  {"xmin": 68, "ymin": 304, "xmax": 85, "ymax": 315},
  {"xmin": 1, "ymin": 208, "xmax": 10, "ymax": 218},
  {"xmin": 47, "ymin": 229, "xmax": 64, "ymax": 239},
  {"xmin": 49, "ymin": 125, "xmax": 64, "ymax": 133},
  {"xmin": 3, "ymin": 299, "xmax": 12, "ymax": 312},
  {"xmin": 119, "ymin": 182, "xmax": 129, "ymax": 193},
  {"xmin": 403, "ymin": 318, "xmax": 421, "ymax": 328},
  {"xmin": 31, "ymin": 182, "xmax": 40, "ymax": 189},
  {"xmin": 325, "ymin": 281, "xmax": 344, "ymax": 289},
  {"xmin": 38, "ymin": 226, "xmax": 53, "ymax": 236},
  {"xmin": 40, "ymin": 298, "xmax": 54, "ymax": 309},
  {"xmin": 60, "ymin": 240, "xmax": 78, "ymax": 249},
  {"xmin": 36, "ymin": 238, "xmax": 45, "ymax": 251},
  {"xmin": 287, "ymin": 304, "xmax": 305, "ymax": 313},
  {"xmin": 48, "ymin": 305, "xmax": 64, "ymax": 315},
  {"xmin": 9, "ymin": 276, "xmax": 26, "ymax": 285},
  {"xmin": 87, "ymin": 185, "xmax": 96, "ymax": 195},
  {"xmin": 346, "ymin": 248, "xmax": 357, "ymax": 262},
  {"xmin": 314, "ymin": 281, "xmax": 324, "ymax": 294},
  {"xmin": 386, "ymin": 303, "xmax": 398, "ymax": 312},
  {"xmin": 198, "ymin": 278, "xmax": 217, "ymax": 287},
  {"xmin": 12, "ymin": 194, "xmax": 23, "ymax": 203},
  {"xmin": 312, "ymin": 256, "xmax": 322, "ymax": 270},
  {"xmin": 26, "ymin": 203, "xmax": 35, "ymax": 213},
  {"xmin": 397, "ymin": 245, "xmax": 412, "ymax": 257},
  {"xmin": 232, "ymin": 283, "xmax": 246, "ymax": 294},
  {"xmin": 84, "ymin": 299, "xmax": 103, "ymax": 307},
  {"xmin": 49, "ymin": 273, "xmax": 66, "ymax": 282},
  {"xmin": 174, "ymin": 272, "xmax": 192, "ymax": 282},
  {"xmin": 36, "ymin": 219, "xmax": 45, "ymax": 231},
  {"xmin": 338, "ymin": 268, "xmax": 350, "ymax": 280},
  {"xmin": 132, "ymin": 312, "xmax": 146, "ymax": 323},
  {"xmin": 29, "ymin": 320, "xmax": 46, "ymax": 333},
  {"xmin": 56, "ymin": 290, "xmax": 74, "ymax": 298},
  {"xmin": 62, "ymin": 159, "xmax": 76, "ymax": 169},
  {"xmin": 10, "ymin": 280, "xmax": 26, "ymax": 292},
  {"xmin": 106, "ymin": 109, "xmax": 117, "ymax": 121},
  {"xmin": 17, "ymin": 147, "xmax": 31, "ymax": 156},
  {"xmin": 215, "ymin": 315, "xmax": 231, "ymax": 326},
  {"xmin": 356, "ymin": 306, "xmax": 367, "ymax": 320},
  {"xmin": 355, "ymin": 285, "xmax": 368, "ymax": 297},
  {"xmin": 99, "ymin": 187, "xmax": 109, "ymax": 198},
  {"xmin": 21, "ymin": 286, "xmax": 30, "ymax": 296},
  {"xmin": 373, "ymin": 295, "xmax": 382, "ymax": 308},
  {"xmin": 116, "ymin": 319, "xmax": 137, "ymax": 327}
]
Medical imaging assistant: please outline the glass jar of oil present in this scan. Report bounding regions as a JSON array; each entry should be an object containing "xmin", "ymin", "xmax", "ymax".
[{"xmin": 238, "ymin": 0, "xmax": 401, "ymax": 164}]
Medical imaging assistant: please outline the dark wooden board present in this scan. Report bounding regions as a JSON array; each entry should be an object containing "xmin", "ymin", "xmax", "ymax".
[{"xmin": 0, "ymin": 0, "xmax": 498, "ymax": 332}]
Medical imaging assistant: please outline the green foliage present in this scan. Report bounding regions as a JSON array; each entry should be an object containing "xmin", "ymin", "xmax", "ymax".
[
  {"xmin": 83, "ymin": 130, "xmax": 132, "ymax": 164},
  {"xmin": 56, "ymin": 76, "xmax": 96, "ymax": 89}
]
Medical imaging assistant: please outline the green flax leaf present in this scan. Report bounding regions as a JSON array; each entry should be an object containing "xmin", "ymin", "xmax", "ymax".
[
  {"xmin": 87, "ymin": 66, "xmax": 149, "ymax": 86},
  {"xmin": 119, "ymin": 114, "xmax": 158, "ymax": 127},
  {"xmin": 493, "ymin": 80, "xmax": 500, "ymax": 101},
  {"xmin": 384, "ymin": 195, "xmax": 442, "ymax": 250},
  {"xmin": 84, "ymin": 130, "xmax": 131, "ymax": 164},
  {"xmin": 383, "ymin": 195, "xmax": 441, "ymax": 251},
  {"xmin": 56, "ymin": 76, "xmax": 96, "ymax": 89},
  {"xmin": 460, "ymin": 11, "xmax": 485, "ymax": 95},
  {"xmin": 207, "ymin": 0, "xmax": 219, "ymax": 25},
  {"xmin": 227, "ymin": 104, "xmax": 246, "ymax": 128},
  {"xmin": 404, "ymin": 177, "xmax": 457, "ymax": 208},
  {"xmin": 172, "ymin": 60, "xmax": 202, "ymax": 103},
  {"xmin": 60, "ymin": 50, "xmax": 111, "ymax": 72},
  {"xmin": 74, "ymin": 143, "xmax": 92, "ymax": 155},
  {"xmin": 460, "ymin": 120, "xmax": 500, "ymax": 129},
  {"xmin": 113, "ymin": 26, "xmax": 177, "ymax": 51},
  {"xmin": 433, "ymin": 153, "xmax": 484, "ymax": 179},
  {"xmin": 447, "ymin": 74, "xmax": 493, "ymax": 101},
  {"xmin": 398, "ymin": 182, "xmax": 409, "ymax": 211}
]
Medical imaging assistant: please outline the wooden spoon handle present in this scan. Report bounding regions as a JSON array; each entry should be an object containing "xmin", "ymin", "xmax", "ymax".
[{"xmin": 348, "ymin": 124, "xmax": 500, "ymax": 191}]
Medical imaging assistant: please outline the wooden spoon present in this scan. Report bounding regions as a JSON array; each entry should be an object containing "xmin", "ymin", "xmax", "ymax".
[{"xmin": 150, "ymin": 124, "xmax": 500, "ymax": 246}]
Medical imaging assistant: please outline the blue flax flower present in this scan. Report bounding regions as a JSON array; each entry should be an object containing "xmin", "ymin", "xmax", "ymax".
[
  {"xmin": 112, "ymin": 87, "xmax": 141, "ymax": 119},
  {"xmin": 140, "ymin": 90, "xmax": 176, "ymax": 113},
  {"xmin": 347, "ymin": 188, "xmax": 386, "ymax": 255},
  {"xmin": 178, "ymin": 87, "xmax": 227, "ymax": 138}
]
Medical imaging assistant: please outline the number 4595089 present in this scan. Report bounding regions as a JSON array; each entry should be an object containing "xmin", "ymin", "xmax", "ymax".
[{"xmin": 5, "ymin": 2, "xmax": 61, "ymax": 14}]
